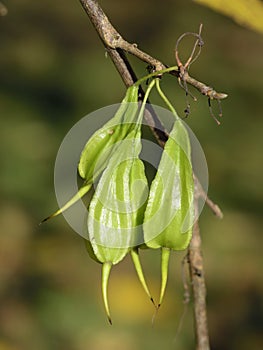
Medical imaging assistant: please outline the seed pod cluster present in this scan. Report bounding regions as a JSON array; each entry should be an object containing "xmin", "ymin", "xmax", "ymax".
[{"xmin": 43, "ymin": 74, "xmax": 195, "ymax": 324}]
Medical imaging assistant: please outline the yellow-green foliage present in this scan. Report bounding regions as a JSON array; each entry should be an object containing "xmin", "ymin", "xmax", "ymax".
[{"xmin": 194, "ymin": 0, "xmax": 263, "ymax": 34}]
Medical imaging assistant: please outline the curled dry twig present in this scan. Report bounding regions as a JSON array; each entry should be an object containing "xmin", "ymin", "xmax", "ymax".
[{"xmin": 175, "ymin": 23, "xmax": 228, "ymax": 124}]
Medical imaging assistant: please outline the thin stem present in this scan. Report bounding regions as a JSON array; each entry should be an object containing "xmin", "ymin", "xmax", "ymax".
[
  {"xmin": 176, "ymin": 23, "xmax": 204, "ymax": 70},
  {"xmin": 137, "ymin": 79, "xmax": 156, "ymax": 124},
  {"xmin": 135, "ymin": 66, "xmax": 178, "ymax": 87},
  {"xmin": 155, "ymin": 78, "xmax": 179, "ymax": 118}
]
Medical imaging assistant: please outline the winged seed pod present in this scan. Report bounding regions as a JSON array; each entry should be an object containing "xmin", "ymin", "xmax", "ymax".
[
  {"xmin": 87, "ymin": 154, "xmax": 149, "ymax": 324},
  {"xmin": 87, "ymin": 80, "xmax": 156, "ymax": 323},
  {"xmin": 86, "ymin": 155, "xmax": 155, "ymax": 322},
  {"xmin": 41, "ymin": 85, "xmax": 139, "ymax": 222},
  {"xmin": 143, "ymin": 117, "xmax": 195, "ymax": 308}
]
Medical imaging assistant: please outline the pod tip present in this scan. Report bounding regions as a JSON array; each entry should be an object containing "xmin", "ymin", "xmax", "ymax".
[
  {"xmin": 107, "ymin": 316, "xmax": 113, "ymax": 325},
  {"xmin": 39, "ymin": 216, "xmax": 49, "ymax": 225},
  {"xmin": 39, "ymin": 213, "xmax": 55, "ymax": 225}
]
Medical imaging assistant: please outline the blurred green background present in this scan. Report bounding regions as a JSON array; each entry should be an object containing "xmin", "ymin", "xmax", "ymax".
[{"xmin": 0, "ymin": 1, "xmax": 262, "ymax": 349}]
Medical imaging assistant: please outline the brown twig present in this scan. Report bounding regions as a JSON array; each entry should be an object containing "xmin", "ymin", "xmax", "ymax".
[
  {"xmin": 194, "ymin": 175, "xmax": 223, "ymax": 219},
  {"xmin": 79, "ymin": 1, "xmax": 228, "ymax": 103},
  {"xmin": 79, "ymin": 0, "xmax": 169, "ymax": 146},
  {"xmin": 188, "ymin": 199, "xmax": 210, "ymax": 350},
  {"xmin": 78, "ymin": 1, "xmax": 223, "ymax": 348},
  {"xmin": 79, "ymin": 0, "xmax": 164, "ymax": 70}
]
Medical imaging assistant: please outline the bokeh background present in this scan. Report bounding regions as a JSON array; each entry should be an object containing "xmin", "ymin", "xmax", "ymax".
[{"xmin": 0, "ymin": 1, "xmax": 262, "ymax": 349}]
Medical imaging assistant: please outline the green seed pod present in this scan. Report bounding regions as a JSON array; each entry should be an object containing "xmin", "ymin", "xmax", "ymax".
[
  {"xmin": 42, "ymin": 85, "xmax": 139, "ymax": 222},
  {"xmin": 78, "ymin": 85, "xmax": 139, "ymax": 181},
  {"xmin": 87, "ymin": 80, "xmax": 156, "ymax": 323},
  {"xmin": 87, "ymin": 132, "xmax": 149, "ymax": 323},
  {"xmin": 143, "ymin": 118, "xmax": 195, "ymax": 307}
]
